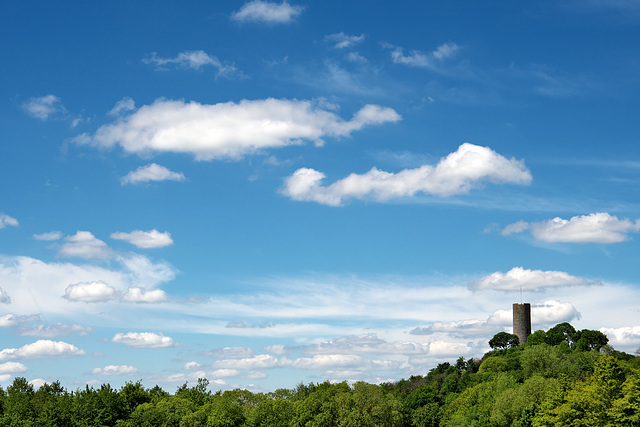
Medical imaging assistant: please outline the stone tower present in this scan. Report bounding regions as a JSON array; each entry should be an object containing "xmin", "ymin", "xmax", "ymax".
[{"xmin": 512, "ymin": 303, "xmax": 531, "ymax": 344}]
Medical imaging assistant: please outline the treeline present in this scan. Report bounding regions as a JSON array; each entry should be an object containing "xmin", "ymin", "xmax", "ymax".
[{"xmin": 1, "ymin": 322, "xmax": 639, "ymax": 426}]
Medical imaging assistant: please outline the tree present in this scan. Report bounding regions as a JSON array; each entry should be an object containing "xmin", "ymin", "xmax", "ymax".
[
  {"xmin": 573, "ymin": 329, "xmax": 609, "ymax": 352},
  {"xmin": 545, "ymin": 322, "xmax": 577, "ymax": 346},
  {"xmin": 489, "ymin": 332, "xmax": 520, "ymax": 350}
]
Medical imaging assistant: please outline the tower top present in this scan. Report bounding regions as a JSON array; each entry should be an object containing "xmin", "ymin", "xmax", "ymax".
[{"xmin": 512, "ymin": 303, "xmax": 531, "ymax": 344}]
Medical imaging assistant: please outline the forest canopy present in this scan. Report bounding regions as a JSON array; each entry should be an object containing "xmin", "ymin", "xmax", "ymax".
[{"xmin": 0, "ymin": 322, "xmax": 638, "ymax": 427}]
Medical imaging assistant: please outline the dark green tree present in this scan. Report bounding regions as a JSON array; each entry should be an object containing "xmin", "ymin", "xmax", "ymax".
[{"xmin": 489, "ymin": 332, "xmax": 520, "ymax": 350}]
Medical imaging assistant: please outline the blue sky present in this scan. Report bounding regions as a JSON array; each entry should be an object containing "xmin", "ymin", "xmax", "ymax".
[{"xmin": 1, "ymin": 0, "xmax": 640, "ymax": 391}]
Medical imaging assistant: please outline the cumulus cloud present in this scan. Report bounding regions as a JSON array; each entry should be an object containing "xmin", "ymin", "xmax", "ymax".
[
  {"xmin": 0, "ymin": 340, "xmax": 86, "ymax": 361},
  {"xmin": 58, "ymin": 231, "xmax": 113, "ymax": 259},
  {"xmin": 64, "ymin": 281, "xmax": 119, "ymax": 303},
  {"xmin": 502, "ymin": 212, "xmax": 640, "ymax": 243},
  {"xmin": 282, "ymin": 143, "xmax": 532, "ymax": 206},
  {"xmin": 531, "ymin": 300, "xmax": 581, "ymax": 325},
  {"xmin": 111, "ymin": 229, "xmax": 174, "ymax": 248},
  {"xmin": 143, "ymin": 51, "xmax": 238, "ymax": 78},
  {"xmin": 324, "ymin": 32, "xmax": 365, "ymax": 49},
  {"xmin": 470, "ymin": 267, "xmax": 598, "ymax": 292},
  {"xmin": 209, "ymin": 368, "xmax": 241, "ymax": 378},
  {"xmin": 0, "ymin": 214, "xmax": 18, "ymax": 229},
  {"xmin": 231, "ymin": 1, "xmax": 303, "ymax": 23},
  {"xmin": 76, "ymin": 98, "xmax": 400, "ymax": 161},
  {"xmin": 388, "ymin": 42, "xmax": 460, "ymax": 68},
  {"xmin": 108, "ymin": 97, "xmax": 135, "ymax": 116},
  {"xmin": 600, "ymin": 326, "xmax": 640, "ymax": 348},
  {"xmin": 120, "ymin": 163, "xmax": 186, "ymax": 185},
  {"xmin": 91, "ymin": 365, "xmax": 138, "ymax": 375},
  {"xmin": 0, "ymin": 362, "xmax": 28, "ymax": 374},
  {"xmin": 33, "ymin": 231, "xmax": 62, "ymax": 241},
  {"xmin": 112, "ymin": 332, "xmax": 174, "ymax": 348},
  {"xmin": 22, "ymin": 95, "xmax": 65, "ymax": 120},
  {"xmin": 121, "ymin": 287, "xmax": 168, "ymax": 303},
  {"xmin": 184, "ymin": 361, "xmax": 202, "ymax": 370}
]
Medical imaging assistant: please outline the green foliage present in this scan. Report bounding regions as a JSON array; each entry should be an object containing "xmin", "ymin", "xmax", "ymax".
[
  {"xmin": 490, "ymin": 332, "xmax": 520, "ymax": 350},
  {"xmin": 545, "ymin": 322, "xmax": 577, "ymax": 347},
  {"xmin": 0, "ymin": 325, "xmax": 635, "ymax": 427}
]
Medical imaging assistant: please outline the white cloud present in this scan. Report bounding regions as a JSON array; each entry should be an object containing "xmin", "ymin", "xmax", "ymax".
[
  {"xmin": 116, "ymin": 253, "xmax": 176, "ymax": 288},
  {"xmin": 427, "ymin": 341, "xmax": 473, "ymax": 357},
  {"xmin": 0, "ymin": 374, "xmax": 12, "ymax": 382},
  {"xmin": 324, "ymin": 32, "xmax": 365, "ymax": 49},
  {"xmin": 231, "ymin": 1, "xmax": 303, "ymax": 23},
  {"xmin": 19, "ymin": 323, "xmax": 93, "ymax": 337},
  {"xmin": 531, "ymin": 300, "xmax": 581, "ymax": 326},
  {"xmin": 282, "ymin": 143, "xmax": 532, "ymax": 206},
  {"xmin": 143, "ymin": 51, "xmax": 238, "ymax": 78},
  {"xmin": 77, "ymin": 98, "xmax": 400, "ymax": 161},
  {"xmin": 0, "ymin": 288, "xmax": 10, "ymax": 304},
  {"xmin": 213, "ymin": 354, "xmax": 280, "ymax": 369},
  {"xmin": 112, "ymin": 332, "xmax": 174, "ymax": 348},
  {"xmin": 209, "ymin": 368, "xmax": 240, "ymax": 378},
  {"xmin": 346, "ymin": 52, "xmax": 367, "ymax": 63},
  {"xmin": 33, "ymin": 231, "xmax": 62, "ymax": 241},
  {"xmin": 0, "ymin": 214, "xmax": 18, "ymax": 229},
  {"xmin": 29, "ymin": 379, "xmax": 50, "ymax": 389},
  {"xmin": 121, "ymin": 287, "xmax": 168, "ymax": 303},
  {"xmin": 290, "ymin": 354, "xmax": 362, "ymax": 369},
  {"xmin": 470, "ymin": 267, "xmax": 596, "ymax": 291},
  {"xmin": 184, "ymin": 361, "xmax": 202, "ymax": 370},
  {"xmin": 64, "ymin": 281, "xmax": 119, "ymax": 303},
  {"xmin": 264, "ymin": 344, "xmax": 289, "ymax": 355},
  {"xmin": 600, "ymin": 326, "xmax": 640, "ymax": 348},
  {"xmin": 91, "ymin": 365, "xmax": 138, "ymax": 375},
  {"xmin": 0, "ymin": 362, "xmax": 27, "ymax": 374},
  {"xmin": 0, "ymin": 340, "xmax": 86, "ymax": 361},
  {"xmin": 22, "ymin": 95, "xmax": 65, "ymax": 120},
  {"xmin": 0, "ymin": 314, "xmax": 18, "ymax": 327},
  {"xmin": 502, "ymin": 212, "xmax": 640, "ymax": 243},
  {"xmin": 108, "ymin": 97, "xmax": 136, "ymax": 116},
  {"xmin": 389, "ymin": 42, "xmax": 460, "ymax": 68},
  {"xmin": 120, "ymin": 163, "xmax": 186, "ymax": 185},
  {"xmin": 302, "ymin": 334, "xmax": 428, "ymax": 356},
  {"xmin": 0, "ymin": 254, "xmax": 176, "ymax": 316},
  {"xmin": 203, "ymin": 347, "xmax": 256, "ymax": 359},
  {"xmin": 58, "ymin": 231, "xmax": 113, "ymax": 259},
  {"xmin": 111, "ymin": 229, "xmax": 174, "ymax": 248}
]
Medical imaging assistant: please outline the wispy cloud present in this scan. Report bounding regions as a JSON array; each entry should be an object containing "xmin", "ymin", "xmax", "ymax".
[
  {"xmin": 121, "ymin": 164, "xmax": 186, "ymax": 185},
  {"xmin": 111, "ymin": 229, "xmax": 173, "ymax": 249},
  {"xmin": 324, "ymin": 32, "xmax": 365, "ymax": 49},
  {"xmin": 22, "ymin": 95, "xmax": 66, "ymax": 120},
  {"xmin": 469, "ymin": 267, "xmax": 599, "ymax": 291},
  {"xmin": 143, "ymin": 50, "xmax": 240, "ymax": 78},
  {"xmin": 282, "ymin": 143, "xmax": 532, "ymax": 206},
  {"xmin": 0, "ymin": 214, "xmax": 19, "ymax": 229},
  {"xmin": 502, "ymin": 212, "xmax": 640, "ymax": 243},
  {"xmin": 386, "ymin": 42, "xmax": 460, "ymax": 69},
  {"xmin": 75, "ymin": 99, "xmax": 400, "ymax": 161},
  {"xmin": 231, "ymin": 1, "xmax": 303, "ymax": 24}
]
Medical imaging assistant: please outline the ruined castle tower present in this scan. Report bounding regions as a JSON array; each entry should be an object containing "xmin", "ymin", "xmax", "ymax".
[{"xmin": 512, "ymin": 303, "xmax": 531, "ymax": 344}]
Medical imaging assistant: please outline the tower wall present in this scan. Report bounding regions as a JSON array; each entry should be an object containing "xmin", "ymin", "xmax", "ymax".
[{"xmin": 513, "ymin": 303, "xmax": 531, "ymax": 344}]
